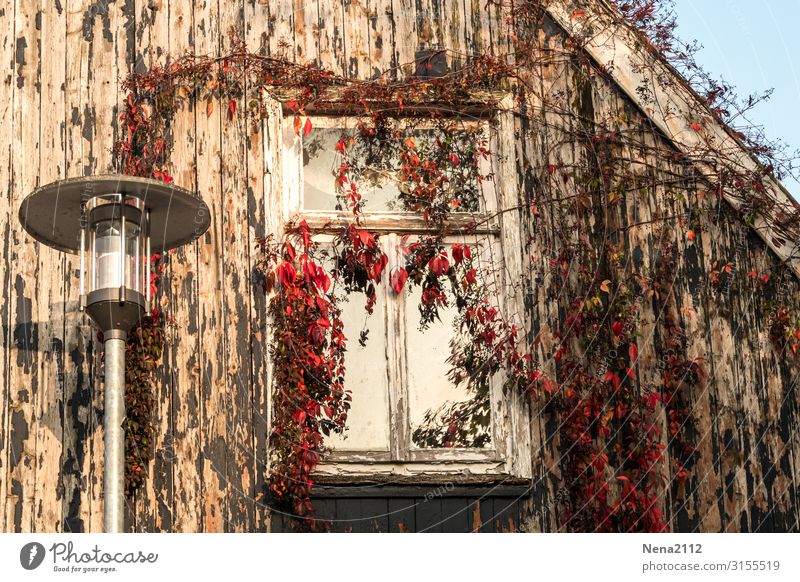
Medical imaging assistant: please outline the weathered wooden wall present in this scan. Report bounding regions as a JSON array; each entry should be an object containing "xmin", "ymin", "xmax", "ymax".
[{"xmin": 0, "ymin": 0, "xmax": 798, "ymax": 532}]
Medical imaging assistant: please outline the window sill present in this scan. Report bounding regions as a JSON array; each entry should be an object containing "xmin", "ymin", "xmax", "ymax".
[
  {"xmin": 313, "ymin": 460, "xmax": 530, "ymax": 484},
  {"xmin": 311, "ymin": 471, "xmax": 531, "ymax": 490},
  {"xmin": 311, "ymin": 483, "xmax": 532, "ymax": 499}
]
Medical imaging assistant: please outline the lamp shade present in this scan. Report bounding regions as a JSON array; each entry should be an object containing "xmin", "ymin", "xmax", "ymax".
[{"xmin": 18, "ymin": 174, "xmax": 211, "ymax": 254}]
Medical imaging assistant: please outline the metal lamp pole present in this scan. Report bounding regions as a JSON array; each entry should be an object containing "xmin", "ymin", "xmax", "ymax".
[
  {"xmin": 19, "ymin": 175, "xmax": 210, "ymax": 532},
  {"xmin": 104, "ymin": 331, "xmax": 127, "ymax": 531}
]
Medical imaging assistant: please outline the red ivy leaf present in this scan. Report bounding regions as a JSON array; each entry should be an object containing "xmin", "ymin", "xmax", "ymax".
[
  {"xmin": 303, "ymin": 117, "xmax": 313, "ymax": 136},
  {"xmin": 227, "ymin": 99, "xmax": 236, "ymax": 121},
  {"xmin": 648, "ymin": 392, "xmax": 663, "ymax": 409},
  {"xmin": 276, "ymin": 261, "xmax": 297, "ymax": 288},
  {"xmin": 285, "ymin": 241, "xmax": 296, "ymax": 261},
  {"xmin": 429, "ymin": 255, "xmax": 451, "ymax": 276},
  {"xmin": 629, "ymin": 342, "xmax": 639, "ymax": 363},
  {"xmin": 452, "ymin": 243, "xmax": 464, "ymax": 266},
  {"xmin": 371, "ymin": 253, "xmax": 388, "ymax": 281},
  {"xmin": 604, "ymin": 371, "xmax": 621, "ymax": 390},
  {"xmin": 298, "ymin": 219, "xmax": 311, "ymax": 251},
  {"xmin": 357, "ymin": 229, "xmax": 375, "ymax": 248},
  {"xmin": 465, "ymin": 268, "xmax": 477, "ymax": 286},
  {"xmin": 293, "ymin": 115, "xmax": 302, "ymax": 136},
  {"xmin": 390, "ymin": 267, "xmax": 408, "ymax": 293}
]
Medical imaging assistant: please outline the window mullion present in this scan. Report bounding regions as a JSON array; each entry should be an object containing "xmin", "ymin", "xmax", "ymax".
[{"xmin": 385, "ymin": 232, "xmax": 410, "ymax": 461}]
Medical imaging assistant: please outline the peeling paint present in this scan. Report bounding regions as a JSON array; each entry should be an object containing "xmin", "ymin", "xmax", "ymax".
[
  {"xmin": 9, "ymin": 410, "xmax": 30, "ymax": 472},
  {"xmin": 15, "ymin": 36, "xmax": 27, "ymax": 88}
]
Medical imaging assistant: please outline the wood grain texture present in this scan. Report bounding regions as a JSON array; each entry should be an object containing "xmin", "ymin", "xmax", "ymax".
[
  {"xmin": 269, "ymin": 0, "xmax": 295, "ymax": 61},
  {"xmin": 0, "ymin": 0, "xmax": 14, "ymax": 534},
  {"xmin": 61, "ymin": 0, "xmax": 95, "ymax": 533},
  {"xmin": 133, "ymin": 0, "xmax": 173, "ymax": 533},
  {"xmin": 1, "ymin": 0, "xmax": 798, "ymax": 532},
  {"xmin": 6, "ymin": 0, "xmax": 42, "ymax": 533},
  {"xmin": 167, "ymin": 0, "xmax": 203, "ymax": 534},
  {"xmin": 32, "ymin": 0, "xmax": 67, "ymax": 533},
  {"xmin": 389, "ymin": 0, "xmax": 415, "ymax": 77},
  {"xmin": 219, "ymin": 1, "xmax": 255, "ymax": 532},
  {"xmin": 193, "ymin": 0, "xmax": 227, "ymax": 533},
  {"xmin": 243, "ymin": 3, "xmax": 281, "ymax": 531}
]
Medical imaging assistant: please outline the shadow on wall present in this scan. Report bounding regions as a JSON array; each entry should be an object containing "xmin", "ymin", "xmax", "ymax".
[{"xmin": 2, "ymin": 301, "xmax": 100, "ymax": 532}]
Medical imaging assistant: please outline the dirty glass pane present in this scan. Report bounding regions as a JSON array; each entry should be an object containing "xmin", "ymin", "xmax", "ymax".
[
  {"xmin": 405, "ymin": 281, "xmax": 492, "ymax": 449},
  {"xmin": 323, "ymin": 261, "xmax": 391, "ymax": 452},
  {"xmin": 302, "ymin": 125, "xmax": 486, "ymax": 213},
  {"xmin": 303, "ymin": 128, "xmax": 397, "ymax": 211}
]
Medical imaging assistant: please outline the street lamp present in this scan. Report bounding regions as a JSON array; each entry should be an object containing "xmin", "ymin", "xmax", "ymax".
[{"xmin": 18, "ymin": 175, "xmax": 211, "ymax": 532}]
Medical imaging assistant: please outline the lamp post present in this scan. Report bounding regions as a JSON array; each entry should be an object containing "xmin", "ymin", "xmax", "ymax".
[{"xmin": 18, "ymin": 175, "xmax": 211, "ymax": 532}]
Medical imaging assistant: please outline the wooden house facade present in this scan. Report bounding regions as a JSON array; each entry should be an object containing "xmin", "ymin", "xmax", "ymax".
[{"xmin": 1, "ymin": 0, "xmax": 799, "ymax": 532}]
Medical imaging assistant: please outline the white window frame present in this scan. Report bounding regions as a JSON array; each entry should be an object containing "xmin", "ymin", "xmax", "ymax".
[{"xmin": 279, "ymin": 99, "xmax": 532, "ymax": 482}]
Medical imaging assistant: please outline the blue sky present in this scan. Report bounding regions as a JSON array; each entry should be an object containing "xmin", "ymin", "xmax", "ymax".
[{"xmin": 671, "ymin": 0, "xmax": 800, "ymax": 197}]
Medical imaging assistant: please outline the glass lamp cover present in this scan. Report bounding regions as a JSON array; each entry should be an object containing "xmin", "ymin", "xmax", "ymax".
[{"xmin": 90, "ymin": 215, "xmax": 144, "ymax": 295}]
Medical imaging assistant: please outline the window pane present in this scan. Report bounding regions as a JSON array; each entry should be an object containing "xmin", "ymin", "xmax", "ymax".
[
  {"xmin": 405, "ymin": 281, "xmax": 492, "ymax": 449},
  {"xmin": 324, "ymin": 280, "xmax": 392, "ymax": 452},
  {"xmin": 302, "ymin": 124, "xmax": 487, "ymax": 213},
  {"xmin": 303, "ymin": 128, "xmax": 397, "ymax": 211}
]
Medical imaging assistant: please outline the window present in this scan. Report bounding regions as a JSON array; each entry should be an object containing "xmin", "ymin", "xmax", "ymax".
[{"xmin": 281, "ymin": 110, "xmax": 531, "ymax": 481}]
